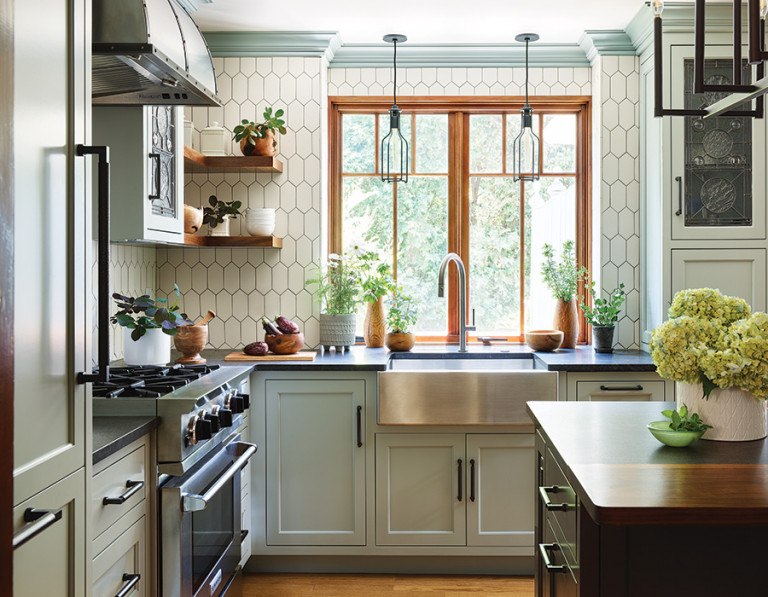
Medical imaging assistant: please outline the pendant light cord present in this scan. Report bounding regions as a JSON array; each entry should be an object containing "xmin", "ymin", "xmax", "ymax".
[
  {"xmin": 392, "ymin": 40, "xmax": 398, "ymax": 107},
  {"xmin": 524, "ymin": 38, "xmax": 530, "ymax": 106}
]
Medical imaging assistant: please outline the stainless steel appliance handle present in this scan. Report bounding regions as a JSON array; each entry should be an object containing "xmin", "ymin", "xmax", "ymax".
[
  {"xmin": 182, "ymin": 442, "xmax": 257, "ymax": 512},
  {"xmin": 76, "ymin": 144, "xmax": 111, "ymax": 384},
  {"xmin": 13, "ymin": 508, "xmax": 63, "ymax": 550}
]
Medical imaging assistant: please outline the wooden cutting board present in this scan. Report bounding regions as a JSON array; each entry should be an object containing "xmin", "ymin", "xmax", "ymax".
[{"xmin": 223, "ymin": 350, "xmax": 317, "ymax": 362}]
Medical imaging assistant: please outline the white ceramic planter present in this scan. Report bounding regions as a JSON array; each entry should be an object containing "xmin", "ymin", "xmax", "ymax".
[
  {"xmin": 245, "ymin": 207, "xmax": 276, "ymax": 236},
  {"xmin": 123, "ymin": 327, "xmax": 171, "ymax": 366},
  {"xmin": 319, "ymin": 313, "xmax": 357, "ymax": 350},
  {"xmin": 676, "ymin": 382, "xmax": 768, "ymax": 442},
  {"xmin": 208, "ymin": 217, "xmax": 230, "ymax": 237}
]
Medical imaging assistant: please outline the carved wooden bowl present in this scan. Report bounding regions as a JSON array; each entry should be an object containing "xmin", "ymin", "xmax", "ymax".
[
  {"xmin": 174, "ymin": 324, "xmax": 208, "ymax": 364},
  {"xmin": 524, "ymin": 329, "xmax": 564, "ymax": 352},
  {"xmin": 265, "ymin": 332, "xmax": 304, "ymax": 355}
]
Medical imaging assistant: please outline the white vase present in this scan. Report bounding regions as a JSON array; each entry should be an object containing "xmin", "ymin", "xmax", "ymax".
[
  {"xmin": 245, "ymin": 207, "xmax": 276, "ymax": 236},
  {"xmin": 209, "ymin": 217, "xmax": 230, "ymax": 237},
  {"xmin": 676, "ymin": 382, "xmax": 768, "ymax": 442},
  {"xmin": 123, "ymin": 327, "xmax": 171, "ymax": 366}
]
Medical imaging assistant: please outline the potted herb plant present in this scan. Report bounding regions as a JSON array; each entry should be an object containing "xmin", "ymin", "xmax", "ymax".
[
  {"xmin": 541, "ymin": 240, "xmax": 584, "ymax": 349},
  {"xmin": 647, "ymin": 404, "xmax": 712, "ymax": 448},
  {"xmin": 650, "ymin": 288, "xmax": 768, "ymax": 441},
  {"xmin": 111, "ymin": 285, "xmax": 192, "ymax": 366},
  {"xmin": 358, "ymin": 249, "xmax": 395, "ymax": 348},
  {"xmin": 202, "ymin": 194, "xmax": 242, "ymax": 237},
  {"xmin": 307, "ymin": 253, "xmax": 361, "ymax": 352},
  {"xmin": 385, "ymin": 287, "xmax": 417, "ymax": 352},
  {"xmin": 579, "ymin": 277, "xmax": 625, "ymax": 353},
  {"xmin": 232, "ymin": 107, "xmax": 286, "ymax": 157}
]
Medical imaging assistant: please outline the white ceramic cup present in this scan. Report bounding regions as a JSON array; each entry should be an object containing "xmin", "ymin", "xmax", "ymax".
[{"xmin": 245, "ymin": 207, "xmax": 276, "ymax": 236}]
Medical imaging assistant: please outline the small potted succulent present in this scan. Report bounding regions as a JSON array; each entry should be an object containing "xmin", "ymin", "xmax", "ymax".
[
  {"xmin": 385, "ymin": 287, "xmax": 417, "ymax": 352},
  {"xmin": 202, "ymin": 194, "xmax": 242, "ymax": 237},
  {"xmin": 579, "ymin": 277, "xmax": 626, "ymax": 353},
  {"xmin": 307, "ymin": 253, "xmax": 361, "ymax": 352},
  {"xmin": 111, "ymin": 286, "xmax": 192, "ymax": 366},
  {"xmin": 541, "ymin": 240, "xmax": 585, "ymax": 349},
  {"xmin": 232, "ymin": 107, "xmax": 286, "ymax": 157},
  {"xmin": 647, "ymin": 404, "xmax": 712, "ymax": 448},
  {"xmin": 358, "ymin": 249, "xmax": 395, "ymax": 348}
]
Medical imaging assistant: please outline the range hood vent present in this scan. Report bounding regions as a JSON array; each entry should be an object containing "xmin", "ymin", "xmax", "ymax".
[{"xmin": 92, "ymin": 0, "xmax": 220, "ymax": 106}]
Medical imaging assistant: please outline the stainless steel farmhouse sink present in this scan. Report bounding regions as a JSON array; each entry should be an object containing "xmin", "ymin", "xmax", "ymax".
[
  {"xmin": 378, "ymin": 354, "xmax": 557, "ymax": 426},
  {"xmin": 387, "ymin": 353, "xmax": 534, "ymax": 371}
]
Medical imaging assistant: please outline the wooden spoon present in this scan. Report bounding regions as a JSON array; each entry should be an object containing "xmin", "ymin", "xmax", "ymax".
[{"xmin": 195, "ymin": 310, "xmax": 216, "ymax": 326}]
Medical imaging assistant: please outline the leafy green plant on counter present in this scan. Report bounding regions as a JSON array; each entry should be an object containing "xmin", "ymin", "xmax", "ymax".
[
  {"xmin": 111, "ymin": 284, "xmax": 192, "ymax": 341},
  {"xmin": 580, "ymin": 276, "xmax": 626, "ymax": 326},
  {"xmin": 386, "ymin": 287, "xmax": 417, "ymax": 333},
  {"xmin": 541, "ymin": 240, "xmax": 586, "ymax": 302},
  {"xmin": 661, "ymin": 404, "xmax": 712, "ymax": 433},
  {"xmin": 202, "ymin": 194, "xmax": 242, "ymax": 228},
  {"xmin": 357, "ymin": 249, "xmax": 395, "ymax": 304},
  {"xmin": 232, "ymin": 107, "xmax": 287, "ymax": 146},
  {"xmin": 306, "ymin": 253, "xmax": 362, "ymax": 315}
]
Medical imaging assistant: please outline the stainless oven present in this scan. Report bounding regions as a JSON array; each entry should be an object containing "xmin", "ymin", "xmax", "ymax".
[{"xmin": 161, "ymin": 432, "xmax": 256, "ymax": 597}]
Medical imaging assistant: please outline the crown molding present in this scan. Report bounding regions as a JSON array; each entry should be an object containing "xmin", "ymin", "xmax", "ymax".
[
  {"xmin": 203, "ymin": 31, "xmax": 342, "ymax": 60},
  {"xmin": 579, "ymin": 30, "xmax": 637, "ymax": 62},
  {"xmin": 175, "ymin": 0, "xmax": 212, "ymax": 13}
]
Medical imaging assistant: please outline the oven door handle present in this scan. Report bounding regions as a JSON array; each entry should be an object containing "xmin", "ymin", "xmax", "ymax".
[{"xmin": 182, "ymin": 442, "xmax": 257, "ymax": 512}]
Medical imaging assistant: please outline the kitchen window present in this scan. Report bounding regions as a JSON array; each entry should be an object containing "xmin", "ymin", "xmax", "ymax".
[{"xmin": 329, "ymin": 97, "xmax": 591, "ymax": 343}]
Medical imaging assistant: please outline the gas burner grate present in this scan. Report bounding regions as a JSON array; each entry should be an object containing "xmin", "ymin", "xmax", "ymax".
[{"xmin": 92, "ymin": 363, "xmax": 221, "ymax": 398}]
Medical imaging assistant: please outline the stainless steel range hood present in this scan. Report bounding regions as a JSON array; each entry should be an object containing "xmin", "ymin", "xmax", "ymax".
[{"xmin": 92, "ymin": 0, "xmax": 220, "ymax": 106}]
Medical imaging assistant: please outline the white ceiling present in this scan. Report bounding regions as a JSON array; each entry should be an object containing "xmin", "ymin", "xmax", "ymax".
[{"xmin": 192, "ymin": 0, "xmax": 647, "ymax": 45}]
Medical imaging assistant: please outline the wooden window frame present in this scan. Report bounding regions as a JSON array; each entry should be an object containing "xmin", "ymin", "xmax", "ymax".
[{"xmin": 328, "ymin": 95, "xmax": 592, "ymax": 345}]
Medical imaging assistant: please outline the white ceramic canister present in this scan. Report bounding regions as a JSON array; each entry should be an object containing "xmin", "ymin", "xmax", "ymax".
[
  {"xmin": 200, "ymin": 121, "xmax": 228, "ymax": 156},
  {"xmin": 209, "ymin": 217, "xmax": 231, "ymax": 237},
  {"xmin": 123, "ymin": 327, "xmax": 171, "ymax": 366},
  {"xmin": 184, "ymin": 118, "xmax": 194, "ymax": 149},
  {"xmin": 245, "ymin": 207, "xmax": 276, "ymax": 236}
]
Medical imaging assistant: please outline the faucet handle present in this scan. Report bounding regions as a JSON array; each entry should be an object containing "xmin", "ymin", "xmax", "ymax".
[{"xmin": 465, "ymin": 308, "xmax": 477, "ymax": 332}]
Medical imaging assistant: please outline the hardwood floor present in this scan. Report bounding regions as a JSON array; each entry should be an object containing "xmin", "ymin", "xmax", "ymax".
[{"xmin": 242, "ymin": 574, "xmax": 534, "ymax": 596}]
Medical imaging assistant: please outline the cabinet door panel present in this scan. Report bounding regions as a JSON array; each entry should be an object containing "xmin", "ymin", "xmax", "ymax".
[
  {"xmin": 93, "ymin": 516, "xmax": 147, "ymax": 597},
  {"xmin": 13, "ymin": 0, "xmax": 87, "ymax": 506},
  {"xmin": 671, "ymin": 248, "xmax": 767, "ymax": 311},
  {"xmin": 467, "ymin": 434, "xmax": 534, "ymax": 548},
  {"xmin": 266, "ymin": 380, "xmax": 366, "ymax": 545},
  {"xmin": 376, "ymin": 434, "xmax": 466, "ymax": 546},
  {"xmin": 13, "ymin": 469, "xmax": 86, "ymax": 597}
]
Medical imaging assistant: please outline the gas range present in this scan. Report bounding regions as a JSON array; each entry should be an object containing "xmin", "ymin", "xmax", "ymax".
[{"xmin": 93, "ymin": 363, "xmax": 253, "ymax": 475}]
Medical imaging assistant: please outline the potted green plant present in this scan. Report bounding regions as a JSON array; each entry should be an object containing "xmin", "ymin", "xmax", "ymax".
[
  {"xmin": 202, "ymin": 194, "xmax": 242, "ymax": 237},
  {"xmin": 385, "ymin": 287, "xmax": 417, "ymax": 352},
  {"xmin": 650, "ymin": 288, "xmax": 768, "ymax": 441},
  {"xmin": 307, "ymin": 253, "xmax": 362, "ymax": 352},
  {"xmin": 232, "ymin": 107, "xmax": 286, "ymax": 157},
  {"xmin": 647, "ymin": 404, "xmax": 712, "ymax": 447},
  {"xmin": 541, "ymin": 240, "xmax": 585, "ymax": 349},
  {"xmin": 111, "ymin": 285, "xmax": 192, "ymax": 366},
  {"xmin": 579, "ymin": 277, "xmax": 625, "ymax": 353},
  {"xmin": 358, "ymin": 250, "xmax": 395, "ymax": 348}
]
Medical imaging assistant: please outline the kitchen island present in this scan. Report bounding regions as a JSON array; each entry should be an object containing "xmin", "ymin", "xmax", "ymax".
[{"xmin": 528, "ymin": 401, "xmax": 768, "ymax": 597}]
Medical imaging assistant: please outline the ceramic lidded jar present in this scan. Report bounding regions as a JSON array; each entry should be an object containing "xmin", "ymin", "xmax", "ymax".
[{"xmin": 200, "ymin": 121, "xmax": 228, "ymax": 156}]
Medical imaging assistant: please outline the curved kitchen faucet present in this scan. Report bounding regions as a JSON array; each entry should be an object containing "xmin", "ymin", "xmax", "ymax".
[{"xmin": 437, "ymin": 253, "xmax": 476, "ymax": 352}]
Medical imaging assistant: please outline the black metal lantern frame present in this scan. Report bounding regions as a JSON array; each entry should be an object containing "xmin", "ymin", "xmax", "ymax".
[
  {"xmin": 653, "ymin": 0, "xmax": 764, "ymax": 118},
  {"xmin": 512, "ymin": 33, "xmax": 541, "ymax": 182},
  {"xmin": 381, "ymin": 34, "xmax": 409, "ymax": 184}
]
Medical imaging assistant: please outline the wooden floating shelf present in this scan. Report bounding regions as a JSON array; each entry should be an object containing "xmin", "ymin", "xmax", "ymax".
[
  {"xmin": 183, "ymin": 234, "xmax": 283, "ymax": 248},
  {"xmin": 184, "ymin": 145, "xmax": 284, "ymax": 173}
]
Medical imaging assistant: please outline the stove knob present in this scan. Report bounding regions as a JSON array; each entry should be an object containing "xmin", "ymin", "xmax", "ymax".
[
  {"xmin": 219, "ymin": 408, "xmax": 234, "ymax": 428},
  {"xmin": 195, "ymin": 418, "xmax": 213, "ymax": 441},
  {"xmin": 237, "ymin": 393, "xmax": 250, "ymax": 410},
  {"xmin": 230, "ymin": 396, "xmax": 245, "ymax": 414},
  {"xmin": 205, "ymin": 412, "xmax": 221, "ymax": 433}
]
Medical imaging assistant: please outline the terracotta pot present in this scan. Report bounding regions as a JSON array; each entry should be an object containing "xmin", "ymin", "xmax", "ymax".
[
  {"xmin": 524, "ymin": 329, "xmax": 564, "ymax": 352},
  {"xmin": 240, "ymin": 130, "xmax": 277, "ymax": 157},
  {"xmin": 184, "ymin": 205, "xmax": 203, "ymax": 234},
  {"xmin": 265, "ymin": 332, "xmax": 304, "ymax": 355},
  {"xmin": 364, "ymin": 298, "xmax": 386, "ymax": 348},
  {"xmin": 553, "ymin": 298, "xmax": 579, "ymax": 349},
  {"xmin": 385, "ymin": 332, "xmax": 415, "ymax": 352},
  {"xmin": 174, "ymin": 324, "xmax": 208, "ymax": 364}
]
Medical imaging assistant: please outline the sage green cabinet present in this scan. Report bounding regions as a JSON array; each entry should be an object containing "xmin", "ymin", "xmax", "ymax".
[{"xmin": 265, "ymin": 379, "xmax": 366, "ymax": 546}]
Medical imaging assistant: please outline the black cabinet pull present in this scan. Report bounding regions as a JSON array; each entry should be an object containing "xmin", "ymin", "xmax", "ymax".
[
  {"xmin": 12, "ymin": 508, "xmax": 63, "ymax": 549},
  {"xmin": 356, "ymin": 405, "xmax": 363, "ymax": 447},
  {"xmin": 103, "ymin": 480, "xmax": 145, "ymax": 505},
  {"xmin": 241, "ymin": 529, "xmax": 249, "ymax": 541},
  {"xmin": 675, "ymin": 175, "xmax": 683, "ymax": 216},
  {"xmin": 457, "ymin": 459, "xmax": 463, "ymax": 502},
  {"xmin": 539, "ymin": 485, "xmax": 575, "ymax": 511},
  {"xmin": 599, "ymin": 384, "xmax": 643, "ymax": 392},
  {"xmin": 115, "ymin": 573, "xmax": 140, "ymax": 597},
  {"xmin": 148, "ymin": 153, "xmax": 161, "ymax": 199},
  {"xmin": 469, "ymin": 459, "xmax": 476, "ymax": 503},
  {"xmin": 539, "ymin": 543, "xmax": 568, "ymax": 573}
]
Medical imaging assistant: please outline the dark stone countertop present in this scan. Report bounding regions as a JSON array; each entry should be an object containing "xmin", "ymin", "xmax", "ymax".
[
  {"xmin": 93, "ymin": 416, "xmax": 159, "ymax": 465},
  {"xmin": 531, "ymin": 347, "xmax": 657, "ymax": 371},
  {"xmin": 527, "ymin": 401, "xmax": 768, "ymax": 525}
]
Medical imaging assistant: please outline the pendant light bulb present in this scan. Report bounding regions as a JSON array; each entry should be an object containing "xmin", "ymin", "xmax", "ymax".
[
  {"xmin": 512, "ymin": 33, "xmax": 541, "ymax": 182},
  {"xmin": 381, "ymin": 34, "xmax": 409, "ymax": 184}
]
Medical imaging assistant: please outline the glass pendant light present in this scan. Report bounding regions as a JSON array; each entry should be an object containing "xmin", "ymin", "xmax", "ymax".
[
  {"xmin": 381, "ymin": 34, "xmax": 409, "ymax": 184},
  {"xmin": 512, "ymin": 33, "xmax": 541, "ymax": 182}
]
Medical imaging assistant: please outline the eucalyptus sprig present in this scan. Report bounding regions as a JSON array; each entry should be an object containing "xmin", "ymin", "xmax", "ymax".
[
  {"xmin": 111, "ymin": 284, "xmax": 192, "ymax": 341},
  {"xmin": 661, "ymin": 404, "xmax": 712, "ymax": 433},
  {"xmin": 580, "ymin": 277, "xmax": 626, "ymax": 326}
]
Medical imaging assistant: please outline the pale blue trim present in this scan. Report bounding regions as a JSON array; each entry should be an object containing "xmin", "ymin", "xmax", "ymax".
[
  {"xmin": 579, "ymin": 30, "xmax": 637, "ymax": 61},
  {"xmin": 203, "ymin": 31, "xmax": 342, "ymax": 59},
  {"xmin": 175, "ymin": 0, "xmax": 212, "ymax": 13}
]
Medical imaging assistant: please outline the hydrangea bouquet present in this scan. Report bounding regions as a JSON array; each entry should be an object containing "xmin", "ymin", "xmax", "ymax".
[{"xmin": 650, "ymin": 288, "xmax": 768, "ymax": 399}]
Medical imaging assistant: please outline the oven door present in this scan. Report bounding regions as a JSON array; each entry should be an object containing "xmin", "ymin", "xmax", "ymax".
[{"xmin": 161, "ymin": 435, "xmax": 257, "ymax": 597}]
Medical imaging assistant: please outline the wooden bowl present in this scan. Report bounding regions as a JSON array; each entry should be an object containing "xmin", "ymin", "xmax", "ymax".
[
  {"xmin": 174, "ymin": 324, "xmax": 208, "ymax": 364},
  {"xmin": 525, "ymin": 329, "xmax": 564, "ymax": 352},
  {"xmin": 385, "ymin": 332, "xmax": 415, "ymax": 352},
  {"xmin": 265, "ymin": 332, "xmax": 304, "ymax": 355}
]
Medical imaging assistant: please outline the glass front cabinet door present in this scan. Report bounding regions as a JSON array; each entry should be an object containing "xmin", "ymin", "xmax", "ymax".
[{"xmin": 670, "ymin": 44, "xmax": 767, "ymax": 240}]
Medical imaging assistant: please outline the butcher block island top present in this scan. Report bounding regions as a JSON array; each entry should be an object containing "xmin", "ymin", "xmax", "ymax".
[{"xmin": 527, "ymin": 401, "xmax": 768, "ymax": 526}]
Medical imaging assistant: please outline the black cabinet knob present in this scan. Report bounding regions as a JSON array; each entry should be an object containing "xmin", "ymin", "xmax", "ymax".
[
  {"xmin": 195, "ymin": 418, "xmax": 213, "ymax": 441},
  {"xmin": 205, "ymin": 413, "xmax": 221, "ymax": 433},
  {"xmin": 219, "ymin": 408, "xmax": 233, "ymax": 428}
]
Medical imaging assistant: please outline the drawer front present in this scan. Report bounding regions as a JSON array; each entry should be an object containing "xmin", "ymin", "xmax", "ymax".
[
  {"xmin": 93, "ymin": 444, "xmax": 148, "ymax": 540},
  {"xmin": 539, "ymin": 517, "xmax": 578, "ymax": 597},
  {"xmin": 543, "ymin": 448, "xmax": 577, "ymax": 563},
  {"xmin": 576, "ymin": 379, "xmax": 666, "ymax": 402},
  {"xmin": 93, "ymin": 515, "xmax": 147, "ymax": 597}
]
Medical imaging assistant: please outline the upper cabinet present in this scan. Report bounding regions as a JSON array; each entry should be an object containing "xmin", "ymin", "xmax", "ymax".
[{"xmin": 93, "ymin": 105, "xmax": 185, "ymax": 243}]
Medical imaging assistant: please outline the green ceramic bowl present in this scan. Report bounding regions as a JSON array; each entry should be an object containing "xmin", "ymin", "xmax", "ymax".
[{"xmin": 647, "ymin": 421, "xmax": 705, "ymax": 448}]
